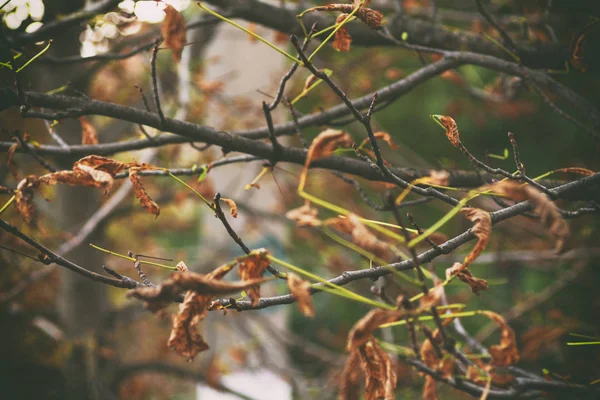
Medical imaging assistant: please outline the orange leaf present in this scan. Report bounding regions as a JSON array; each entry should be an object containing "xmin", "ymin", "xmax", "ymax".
[
  {"xmin": 237, "ymin": 251, "xmax": 270, "ymax": 306},
  {"xmin": 220, "ymin": 197, "xmax": 237, "ymax": 218},
  {"xmin": 15, "ymin": 175, "xmax": 40, "ymax": 223},
  {"xmin": 287, "ymin": 272, "xmax": 315, "ymax": 317},
  {"xmin": 438, "ymin": 116, "xmax": 460, "ymax": 147},
  {"xmin": 373, "ymin": 132, "xmax": 399, "ymax": 150},
  {"xmin": 481, "ymin": 311, "xmax": 520, "ymax": 366},
  {"xmin": 129, "ymin": 167, "xmax": 160, "ymax": 217},
  {"xmin": 347, "ymin": 307, "xmax": 404, "ymax": 351},
  {"xmin": 162, "ymin": 5, "xmax": 186, "ymax": 63},
  {"xmin": 461, "ymin": 208, "xmax": 491, "ymax": 267},
  {"xmin": 167, "ymin": 291, "xmax": 210, "ymax": 361},
  {"xmin": 333, "ymin": 14, "xmax": 352, "ymax": 52},
  {"xmin": 299, "ymin": 129, "xmax": 353, "ymax": 190},
  {"xmin": 328, "ymin": 214, "xmax": 393, "ymax": 262},
  {"xmin": 422, "ymin": 375, "xmax": 438, "ymax": 400},
  {"xmin": 80, "ymin": 117, "xmax": 98, "ymax": 145}
]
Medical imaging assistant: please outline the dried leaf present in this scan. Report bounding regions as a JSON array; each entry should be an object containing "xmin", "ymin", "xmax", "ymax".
[
  {"xmin": 373, "ymin": 132, "xmax": 399, "ymax": 150},
  {"xmin": 237, "ymin": 251, "xmax": 270, "ymax": 306},
  {"xmin": 286, "ymin": 204, "xmax": 321, "ymax": 227},
  {"xmin": 481, "ymin": 311, "xmax": 520, "ymax": 366},
  {"xmin": 162, "ymin": 5, "xmax": 186, "ymax": 62},
  {"xmin": 339, "ymin": 350, "xmax": 362, "ymax": 400},
  {"xmin": 360, "ymin": 340, "xmax": 396, "ymax": 400},
  {"xmin": 333, "ymin": 14, "xmax": 352, "ymax": 52},
  {"xmin": 220, "ymin": 197, "xmax": 238, "ymax": 218},
  {"xmin": 15, "ymin": 175, "xmax": 40, "ymax": 223},
  {"xmin": 176, "ymin": 261, "xmax": 189, "ymax": 273},
  {"xmin": 438, "ymin": 116, "xmax": 460, "ymax": 147},
  {"xmin": 348, "ymin": 308, "xmax": 404, "ymax": 351},
  {"xmin": 556, "ymin": 167, "xmax": 595, "ymax": 176},
  {"xmin": 422, "ymin": 375, "xmax": 438, "ymax": 400},
  {"xmin": 461, "ymin": 208, "xmax": 491, "ymax": 267},
  {"xmin": 77, "ymin": 164, "xmax": 114, "ymax": 192},
  {"xmin": 456, "ymin": 269, "xmax": 488, "ymax": 295},
  {"xmin": 6, "ymin": 142, "xmax": 18, "ymax": 167},
  {"xmin": 80, "ymin": 117, "xmax": 98, "ymax": 145},
  {"xmin": 418, "ymin": 282, "xmax": 443, "ymax": 311},
  {"xmin": 305, "ymin": 129, "xmax": 354, "ymax": 167},
  {"xmin": 167, "ymin": 291, "xmax": 210, "ymax": 361},
  {"xmin": 328, "ymin": 214, "xmax": 393, "ymax": 262},
  {"xmin": 129, "ymin": 167, "xmax": 160, "ymax": 217},
  {"xmin": 445, "ymin": 262, "xmax": 465, "ymax": 280},
  {"xmin": 287, "ymin": 272, "xmax": 315, "ymax": 317},
  {"xmin": 488, "ymin": 181, "xmax": 569, "ymax": 252}
]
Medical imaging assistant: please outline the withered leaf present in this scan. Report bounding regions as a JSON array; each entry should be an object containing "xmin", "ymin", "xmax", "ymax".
[
  {"xmin": 488, "ymin": 181, "xmax": 569, "ymax": 253},
  {"xmin": 306, "ymin": 129, "xmax": 354, "ymax": 167},
  {"xmin": 286, "ymin": 204, "xmax": 321, "ymax": 227},
  {"xmin": 237, "ymin": 251, "xmax": 270, "ymax": 306},
  {"xmin": 80, "ymin": 117, "xmax": 98, "ymax": 145},
  {"xmin": 168, "ymin": 291, "xmax": 210, "ymax": 362},
  {"xmin": 333, "ymin": 14, "xmax": 352, "ymax": 52},
  {"xmin": 176, "ymin": 261, "xmax": 189, "ymax": 273},
  {"xmin": 162, "ymin": 5, "xmax": 186, "ymax": 63},
  {"xmin": 129, "ymin": 167, "xmax": 160, "ymax": 217},
  {"xmin": 339, "ymin": 349, "xmax": 362, "ymax": 400},
  {"xmin": 305, "ymin": 3, "xmax": 383, "ymax": 30},
  {"xmin": 348, "ymin": 308, "xmax": 404, "ymax": 351},
  {"xmin": 360, "ymin": 340, "xmax": 396, "ymax": 400},
  {"xmin": 438, "ymin": 116, "xmax": 460, "ymax": 147},
  {"xmin": 461, "ymin": 208, "xmax": 491, "ymax": 267},
  {"xmin": 15, "ymin": 175, "xmax": 40, "ymax": 223},
  {"xmin": 456, "ymin": 269, "xmax": 488, "ymax": 295},
  {"xmin": 220, "ymin": 197, "xmax": 238, "ymax": 218},
  {"xmin": 373, "ymin": 131, "xmax": 399, "ymax": 150},
  {"xmin": 328, "ymin": 214, "xmax": 393, "ymax": 262},
  {"xmin": 418, "ymin": 282, "xmax": 443, "ymax": 311},
  {"xmin": 287, "ymin": 272, "xmax": 314, "ymax": 317},
  {"xmin": 481, "ymin": 311, "xmax": 520, "ymax": 366},
  {"xmin": 422, "ymin": 375, "xmax": 438, "ymax": 400}
]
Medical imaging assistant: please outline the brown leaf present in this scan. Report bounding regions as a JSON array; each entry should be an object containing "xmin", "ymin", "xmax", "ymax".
[
  {"xmin": 373, "ymin": 132, "xmax": 399, "ymax": 149},
  {"xmin": 461, "ymin": 208, "xmax": 491, "ymax": 267},
  {"xmin": 418, "ymin": 282, "xmax": 443, "ymax": 311},
  {"xmin": 129, "ymin": 167, "xmax": 160, "ymax": 217},
  {"xmin": 162, "ymin": 5, "xmax": 186, "ymax": 62},
  {"xmin": 333, "ymin": 14, "xmax": 352, "ymax": 52},
  {"xmin": 6, "ymin": 142, "xmax": 18, "ymax": 167},
  {"xmin": 348, "ymin": 308, "xmax": 404, "ymax": 351},
  {"xmin": 456, "ymin": 269, "xmax": 488, "ymax": 295},
  {"xmin": 176, "ymin": 261, "xmax": 189, "ymax": 273},
  {"xmin": 360, "ymin": 340, "xmax": 396, "ymax": 400},
  {"xmin": 328, "ymin": 214, "xmax": 393, "ymax": 262},
  {"xmin": 438, "ymin": 116, "xmax": 460, "ymax": 147},
  {"xmin": 287, "ymin": 272, "xmax": 314, "ymax": 317},
  {"xmin": 80, "ymin": 117, "xmax": 98, "ymax": 145},
  {"xmin": 556, "ymin": 167, "xmax": 595, "ymax": 176},
  {"xmin": 488, "ymin": 181, "xmax": 569, "ymax": 252},
  {"xmin": 422, "ymin": 375, "xmax": 438, "ymax": 400},
  {"xmin": 220, "ymin": 197, "xmax": 237, "ymax": 218},
  {"xmin": 286, "ymin": 204, "xmax": 321, "ymax": 227},
  {"xmin": 237, "ymin": 251, "xmax": 270, "ymax": 306},
  {"xmin": 445, "ymin": 262, "xmax": 466, "ymax": 280},
  {"xmin": 339, "ymin": 349, "xmax": 362, "ymax": 400},
  {"xmin": 15, "ymin": 175, "xmax": 40, "ymax": 223},
  {"xmin": 481, "ymin": 311, "xmax": 520, "ymax": 366},
  {"xmin": 356, "ymin": 7, "xmax": 384, "ymax": 29},
  {"xmin": 305, "ymin": 129, "xmax": 354, "ymax": 167},
  {"xmin": 167, "ymin": 291, "xmax": 210, "ymax": 361}
]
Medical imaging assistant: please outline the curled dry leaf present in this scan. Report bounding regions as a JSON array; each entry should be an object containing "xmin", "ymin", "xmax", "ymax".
[
  {"xmin": 220, "ymin": 197, "xmax": 238, "ymax": 218},
  {"xmin": 422, "ymin": 375, "xmax": 438, "ymax": 400},
  {"xmin": 438, "ymin": 116, "xmax": 460, "ymax": 147},
  {"xmin": 176, "ymin": 261, "xmax": 189, "ymax": 273},
  {"xmin": 333, "ymin": 14, "xmax": 352, "ymax": 52},
  {"xmin": 481, "ymin": 311, "xmax": 520, "ymax": 366},
  {"xmin": 557, "ymin": 167, "xmax": 595, "ymax": 176},
  {"xmin": 348, "ymin": 308, "xmax": 404, "ymax": 350},
  {"xmin": 373, "ymin": 132, "xmax": 399, "ymax": 150},
  {"xmin": 305, "ymin": 129, "xmax": 354, "ymax": 167},
  {"xmin": 168, "ymin": 291, "xmax": 210, "ymax": 362},
  {"xmin": 461, "ymin": 208, "xmax": 491, "ymax": 267},
  {"xmin": 488, "ymin": 181, "xmax": 569, "ymax": 253},
  {"xmin": 328, "ymin": 214, "xmax": 393, "ymax": 262},
  {"xmin": 456, "ymin": 269, "xmax": 488, "ymax": 295},
  {"xmin": 304, "ymin": 3, "xmax": 383, "ymax": 30},
  {"xmin": 287, "ymin": 272, "xmax": 315, "ymax": 317},
  {"xmin": 286, "ymin": 204, "xmax": 321, "ymax": 227},
  {"xmin": 161, "ymin": 5, "xmax": 186, "ymax": 62},
  {"xmin": 418, "ymin": 282, "xmax": 444, "ymax": 311},
  {"xmin": 129, "ymin": 167, "xmax": 160, "ymax": 217},
  {"xmin": 80, "ymin": 117, "xmax": 98, "ymax": 145},
  {"xmin": 360, "ymin": 340, "xmax": 396, "ymax": 400},
  {"xmin": 237, "ymin": 251, "xmax": 271, "ymax": 306},
  {"xmin": 15, "ymin": 175, "xmax": 40, "ymax": 223},
  {"xmin": 339, "ymin": 349, "xmax": 362, "ymax": 400}
]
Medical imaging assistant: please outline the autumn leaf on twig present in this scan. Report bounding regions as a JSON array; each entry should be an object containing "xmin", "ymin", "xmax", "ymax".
[
  {"xmin": 162, "ymin": 5, "xmax": 186, "ymax": 62},
  {"xmin": 287, "ymin": 272, "xmax": 315, "ymax": 317},
  {"xmin": 80, "ymin": 117, "xmax": 98, "ymax": 145}
]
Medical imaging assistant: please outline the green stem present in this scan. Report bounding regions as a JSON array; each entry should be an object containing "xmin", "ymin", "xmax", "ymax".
[
  {"xmin": 16, "ymin": 41, "xmax": 52, "ymax": 73},
  {"xmin": 167, "ymin": 171, "xmax": 213, "ymax": 209},
  {"xmin": 89, "ymin": 243, "xmax": 176, "ymax": 270},
  {"xmin": 0, "ymin": 195, "xmax": 15, "ymax": 216},
  {"xmin": 308, "ymin": 3, "xmax": 362, "ymax": 61}
]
